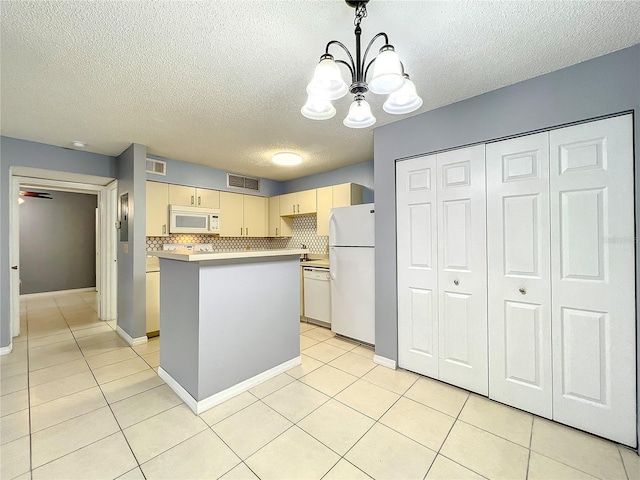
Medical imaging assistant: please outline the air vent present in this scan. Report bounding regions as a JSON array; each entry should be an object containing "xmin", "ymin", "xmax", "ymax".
[
  {"xmin": 146, "ymin": 158, "xmax": 166, "ymax": 176},
  {"xmin": 227, "ymin": 173, "xmax": 260, "ymax": 192}
]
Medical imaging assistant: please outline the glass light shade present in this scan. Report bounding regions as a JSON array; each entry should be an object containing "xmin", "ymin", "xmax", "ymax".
[
  {"xmin": 301, "ymin": 95, "xmax": 336, "ymax": 120},
  {"xmin": 306, "ymin": 58, "xmax": 348, "ymax": 101},
  {"xmin": 369, "ymin": 47, "xmax": 405, "ymax": 94},
  {"xmin": 383, "ymin": 77, "xmax": 423, "ymax": 114},
  {"xmin": 343, "ymin": 98, "xmax": 376, "ymax": 128},
  {"xmin": 272, "ymin": 152, "xmax": 303, "ymax": 166}
]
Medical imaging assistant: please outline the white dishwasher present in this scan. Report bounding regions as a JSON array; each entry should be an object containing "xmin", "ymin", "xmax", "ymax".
[{"xmin": 303, "ymin": 266, "xmax": 331, "ymax": 326}]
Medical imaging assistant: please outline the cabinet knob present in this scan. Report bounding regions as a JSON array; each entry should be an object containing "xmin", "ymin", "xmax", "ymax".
[
  {"xmin": 453, "ymin": 279, "xmax": 459, "ymax": 286},
  {"xmin": 519, "ymin": 287, "xmax": 526, "ymax": 295}
]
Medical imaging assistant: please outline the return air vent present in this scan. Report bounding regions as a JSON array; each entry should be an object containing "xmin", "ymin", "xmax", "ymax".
[
  {"xmin": 146, "ymin": 158, "xmax": 166, "ymax": 176},
  {"xmin": 227, "ymin": 173, "xmax": 260, "ymax": 192}
]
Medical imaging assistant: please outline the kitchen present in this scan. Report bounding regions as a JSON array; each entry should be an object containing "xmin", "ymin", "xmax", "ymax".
[
  {"xmin": 144, "ymin": 176, "xmax": 377, "ymax": 410},
  {"xmin": 1, "ymin": 1, "xmax": 639, "ymax": 478}
]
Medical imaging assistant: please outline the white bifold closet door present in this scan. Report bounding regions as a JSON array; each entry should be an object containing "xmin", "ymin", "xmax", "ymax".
[
  {"xmin": 486, "ymin": 132, "xmax": 553, "ymax": 419},
  {"xmin": 397, "ymin": 155, "xmax": 439, "ymax": 379},
  {"xmin": 436, "ymin": 146, "xmax": 488, "ymax": 395},
  {"xmin": 397, "ymin": 145, "xmax": 488, "ymax": 395},
  {"xmin": 549, "ymin": 115, "xmax": 636, "ymax": 446}
]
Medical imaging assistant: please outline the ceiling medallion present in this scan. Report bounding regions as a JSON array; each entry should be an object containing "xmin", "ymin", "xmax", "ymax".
[{"xmin": 301, "ymin": 0, "xmax": 422, "ymax": 128}]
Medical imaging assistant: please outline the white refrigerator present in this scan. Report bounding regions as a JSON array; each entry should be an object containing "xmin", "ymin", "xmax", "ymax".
[{"xmin": 329, "ymin": 204, "xmax": 375, "ymax": 345}]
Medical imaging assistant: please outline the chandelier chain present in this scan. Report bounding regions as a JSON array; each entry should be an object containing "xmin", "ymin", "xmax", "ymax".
[{"xmin": 354, "ymin": 2, "xmax": 367, "ymax": 28}]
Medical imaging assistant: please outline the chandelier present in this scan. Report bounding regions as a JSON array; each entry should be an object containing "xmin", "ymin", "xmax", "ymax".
[{"xmin": 301, "ymin": 0, "xmax": 422, "ymax": 128}]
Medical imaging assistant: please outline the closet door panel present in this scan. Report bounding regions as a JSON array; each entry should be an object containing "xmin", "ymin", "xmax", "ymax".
[
  {"xmin": 550, "ymin": 114, "xmax": 636, "ymax": 446},
  {"xmin": 397, "ymin": 156, "xmax": 439, "ymax": 377},
  {"xmin": 437, "ymin": 145, "xmax": 488, "ymax": 395},
  {"xmin": 486, "ymin": 133, "xmax": 552, "ymax": 418}
]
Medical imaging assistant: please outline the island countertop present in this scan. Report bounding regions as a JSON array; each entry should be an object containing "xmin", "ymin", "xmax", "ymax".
[{"xmin": 149, "ymin": 248, "xmax": 308, "ymax": 262}]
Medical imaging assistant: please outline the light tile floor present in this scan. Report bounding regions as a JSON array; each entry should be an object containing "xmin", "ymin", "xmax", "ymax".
[{"xmin": 1, "ymin": 292, "xmax": 638, "ymax": 479}]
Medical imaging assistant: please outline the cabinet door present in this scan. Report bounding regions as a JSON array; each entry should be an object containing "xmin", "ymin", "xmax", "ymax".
[
  {"xmin": 168, "ymin": 184, "xmax": 196, "ymax": 206},
  {"xmin": 333, "ymin": 183, "xmax": 363, "ymax": 207},
  {"xmin": 196, "ymin": 188, "xmax": 220, "ymax": 209},
  {"xmin": 550, "ymin": 115, "xmax": 636, "ymax": 446},
  {"xmin": 486, "ymin": 133, "xmax": 552, "ymax": 418},
  {"xmin": 396, "ymin": 155, "xmax": 439, "ymax": 378},
  {"xmin": 436, "ymin": 145, "xmax": 488, "ymax": 396},
  {"xmin": 219, "ymin": 191, "xmax": 244, "ymax": 237},
  {"xmin": 146, "ymin": 181, "xmax": 169, "ymax": 236},
  {"xmin": 243, "ymin": 195, "xmax": 267, "ymax": 237},
  {"xmin": 316, "ymin": 186, "xmax": 333, "ymax": 236},
  {"xmin": 297, "ymin": 189, "xmax": 317, "ymax": 214},
  {"xmin": 146, "ymin": 271, "xmax": 160, "ymax": 334},
  {"xmin": 268, "ymin": 196, "xmax": 280, "ymax": 236},
  {"xmin": 280, "ymin": 193, "xmax": 297, "ymax": 216}
]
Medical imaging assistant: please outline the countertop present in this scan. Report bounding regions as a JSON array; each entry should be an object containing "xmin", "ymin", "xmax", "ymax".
[
  {"xmin": 300, "ymin": 259, "xmax": 330, "ymax": 267},
  {"xmin": 149, "ymin": 248, "xmax": 308, "ymax": 262}
]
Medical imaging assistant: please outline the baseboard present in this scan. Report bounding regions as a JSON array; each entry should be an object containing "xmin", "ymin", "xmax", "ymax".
[
  {"xmin": 20, "ymin": 287, "xmax": 96, "ymax": 298},
  {"xmin": 159, "ymin": 356, "xmax": 302, "ymax": 415},
  {"xmin": 116, "ymin": 326, "xmax": 148, "ymax": 346},
  {"xmin": 374, "ymin": 354, "xmax": 397, "ymax": 370},
  {"xmin": 0, "ymin": 343, "xmax": 13, "ymax": 356}
]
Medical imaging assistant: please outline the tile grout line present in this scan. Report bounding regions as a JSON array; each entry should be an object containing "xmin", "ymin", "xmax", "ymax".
[{"xmin": 525, "ymin": 415, "xmax": 534, "ymax": 480}]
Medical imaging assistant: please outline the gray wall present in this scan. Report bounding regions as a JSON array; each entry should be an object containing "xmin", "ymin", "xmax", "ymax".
[
  {"xmin": 147, "ymin": 155, "xmax": 284, "ymax": 197},
  {"xmin": 117, "ymin": 144, "xmax": 148, "ymax": 340},
  {"xmin": 374, "ymin": 45, "xmax": 640, "ymax": 447},
  {"xmin": 0, "ymin": 137, "xmax": 117, "ymax": 348},
  {"xmin": 20, "ymin": 189, "xmax": 97, "ymax": 294},
  {"xmin": 283, "ymin": 161, "xmax": 374, "ymax": 203}
]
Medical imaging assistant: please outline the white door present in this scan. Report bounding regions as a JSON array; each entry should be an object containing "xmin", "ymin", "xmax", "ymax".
[
  {"xmin": 436, "ymin": 145, "xmax": 488, "ymax": 395},
  {"xmin": 330, "ymin": 246, "xmax": 375, "ymax": 344},
  {"xmin": 396, "ymin": 155, "xmax": 439, "ymax": 377},
  {"xmin": 486, "ymin": 133, "xmax": 553, "ymax": 418},
  {"xmin": 550, "ymin": 114, "xmax": 636, "ymax": 446}
]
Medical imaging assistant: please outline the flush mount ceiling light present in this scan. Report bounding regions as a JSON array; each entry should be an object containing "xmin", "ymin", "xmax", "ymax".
[
  {"xmin": 301, "ymin": 0, "xmax": 422, "ymax": 129},
  {"xmin": 71, "ymin": 141, "xmax": 87, "ymax": 148},
  {"xmin": 272, "ymin": 152, "xmax": 303, "ymax": 166}
]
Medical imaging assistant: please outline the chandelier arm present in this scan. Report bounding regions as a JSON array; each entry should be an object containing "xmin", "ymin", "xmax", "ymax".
[
  {"xmin": 363, "ymin": 57, "xmax": 376, "ymax": 83},
  {"xmin": 361, "ymin": 32, "xmax": 389, "ymax": 72},
  {"xmin": 325, "ymin": 40, "xmax": 356, "ymax": 76},
  {"xmin": 335, "ymin": 59, "xmax": 355, "ymax": 79}
]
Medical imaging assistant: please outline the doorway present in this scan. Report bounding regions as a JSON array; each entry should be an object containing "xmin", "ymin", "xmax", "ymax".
[{"xmin": 9, "ymin": 169, "xmax": 118, "ymax": 340}]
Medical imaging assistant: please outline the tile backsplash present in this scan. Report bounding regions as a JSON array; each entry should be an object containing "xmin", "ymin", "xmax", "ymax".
[{"xmin": 146, "ymin": 215, "xmax": 329, "ymax": 254}]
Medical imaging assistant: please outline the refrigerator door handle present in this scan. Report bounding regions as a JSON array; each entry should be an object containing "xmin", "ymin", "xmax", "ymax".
[
  {"xmin": 328, "ymin": 212, "xmax": 337, "ymax": 246},
  {"xmin": 329, "ymin": 246, "xmax": 337, "ymax": 280}
]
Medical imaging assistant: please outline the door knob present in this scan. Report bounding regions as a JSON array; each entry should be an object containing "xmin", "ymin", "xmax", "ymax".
[
  {"xmin": 453, "ymin": 279, "xmax": 459, "ymax": 286},
  {"xmin": 519, "ymin": 287, "xmax": 526, "ymax": 295},
  {"xmin": 11, "ymin": 265, "xmax": 18, "ymax": 270}
]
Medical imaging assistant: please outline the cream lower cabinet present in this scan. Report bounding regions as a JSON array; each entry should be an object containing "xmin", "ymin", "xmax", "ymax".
[
  {"xmin": 219, "ymin": 191, "xmax": 268, "ymax": 237},
  {"xmin": 146, "ymin": 181, "xmax": 169, "ymax": 236},
  {"xmin": 316, "ymin": 183, "xmax": 364, "ymax": 236},
  {"xmin": 268, "ymin": 196, "xmax": 293, "ymax": 237},
  {"xmin": 280, "ymin": 189, "xmax": 317, "ymax": 216},
  {"xmin": 168, "ymin": 184, "xmax": 220, "ymax": 208},
  {"xmin": 146, "ymin": 271, "xmax": 160, "ymax": 335}
]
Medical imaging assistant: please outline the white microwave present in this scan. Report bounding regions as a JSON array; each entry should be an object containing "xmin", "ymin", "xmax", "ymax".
[{"xmin": 169, "ymin": 205, "xmax": 220, "ymax": 235}]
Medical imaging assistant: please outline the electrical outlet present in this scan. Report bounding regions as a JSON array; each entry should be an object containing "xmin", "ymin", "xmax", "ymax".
[{"xmin": 123, "ymin": 244, "xmax": 129, "ymax": 254}]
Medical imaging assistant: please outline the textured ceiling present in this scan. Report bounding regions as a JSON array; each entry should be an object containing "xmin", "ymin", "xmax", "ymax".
[{"xmin": 1, "ymin": 1, "xmax": 639, "ymax": 181}]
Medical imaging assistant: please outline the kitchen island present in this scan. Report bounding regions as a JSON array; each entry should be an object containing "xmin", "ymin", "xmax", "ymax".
[{"xmin": 149, "ymin": 248, "xmax": 306, "ymax": 414}]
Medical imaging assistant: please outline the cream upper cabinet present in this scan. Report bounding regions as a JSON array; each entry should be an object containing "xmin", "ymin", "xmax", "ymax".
[
  {"xmin": 280, "ymin": 189, "xmax": 317, "ymax": 216},
  {"xmin": 146, "ymin": 181, "xmax": 169, "ymax": 236},
  {"xmin": 268, "ymin": 196, "xmax": 293, "ymax": 237},
  {"xmin": 197, "ymin": 188, "xmax": 220, "ymax": 208},
  {"xmin": 169, "ymin": 184, "xmax": 220, "ymax": 208},
  {"xmin": 243, "ymin": 195, "xmax": 268, "ymax": 237},
  {"xmin": 219, "ymin": 192, "xmax": 244, "ymax": 237},
  {"xmin": 316, "ymin": 183, "xmax": 364, "ymax": 236},
  {"xmin": 220, "ymin": 191, "xmax": 268, "ymax": 237}
]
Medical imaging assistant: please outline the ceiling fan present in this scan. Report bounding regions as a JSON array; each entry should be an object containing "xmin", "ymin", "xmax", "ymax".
[{"xmin": 19, "ymin": 190, "xmax": 53, "ymax": 200}]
